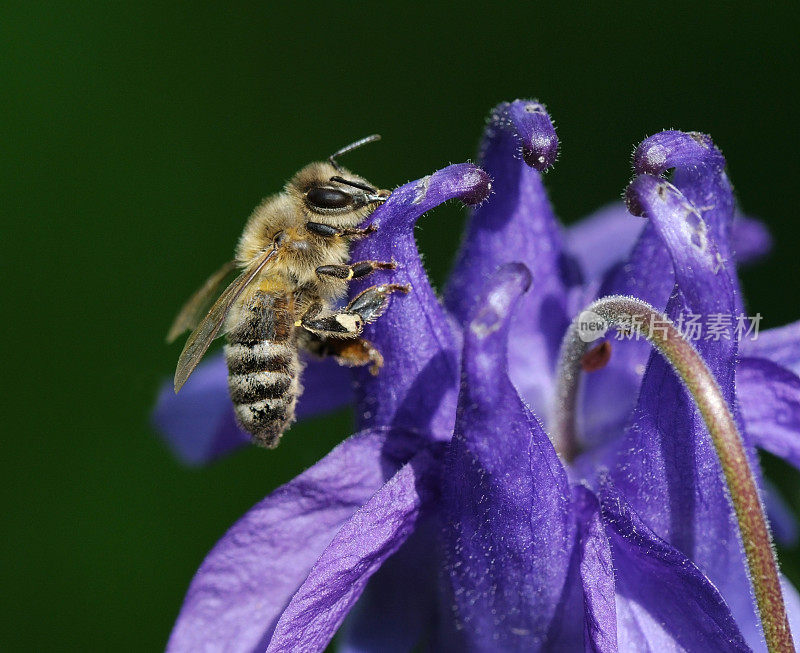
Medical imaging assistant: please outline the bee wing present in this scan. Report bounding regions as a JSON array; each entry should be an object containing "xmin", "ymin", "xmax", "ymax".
[
  {"xmin": 173, "ymin": 244, "xmax": 280, "ymax": 393},
  {"xmin": 166, "ymin": 260, "xmax": 238, "ymax": 343}
]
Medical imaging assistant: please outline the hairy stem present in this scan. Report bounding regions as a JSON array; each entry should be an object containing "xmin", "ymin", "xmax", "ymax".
[{"xmin": 554, "ymin": 295, "xmax": 793, "ymax": 652}]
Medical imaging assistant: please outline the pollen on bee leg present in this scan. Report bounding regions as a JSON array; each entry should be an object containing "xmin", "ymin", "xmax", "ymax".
[{"xmin": 580, "ymin": 340, "xmax": 611, "ymax": 372}]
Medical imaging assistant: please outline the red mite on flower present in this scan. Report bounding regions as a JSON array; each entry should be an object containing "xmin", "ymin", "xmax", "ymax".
[{"xmin": 155, "ymin": 100, "xmax": 800, "ymax": 651}]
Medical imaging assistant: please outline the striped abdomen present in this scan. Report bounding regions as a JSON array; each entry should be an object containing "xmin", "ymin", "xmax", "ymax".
[{"xmin": 225, "ymin": 290, "xmax": 301, "ymax": 448}]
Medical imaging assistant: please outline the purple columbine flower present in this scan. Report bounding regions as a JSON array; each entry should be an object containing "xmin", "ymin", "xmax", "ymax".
[{"xmin": 154, "ymin": 100, "xmax": 800, "ymax": 651}]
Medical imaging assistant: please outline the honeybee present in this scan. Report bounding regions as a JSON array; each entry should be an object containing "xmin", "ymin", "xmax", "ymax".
[{"xmin": 167, "ymin": 135, "xmax": 409, "ymax": 448}]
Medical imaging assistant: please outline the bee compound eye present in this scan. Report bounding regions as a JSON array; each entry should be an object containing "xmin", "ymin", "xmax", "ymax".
[{"xmin": 306, "ymin": 186, "xmax": 353, "ymax": 210}]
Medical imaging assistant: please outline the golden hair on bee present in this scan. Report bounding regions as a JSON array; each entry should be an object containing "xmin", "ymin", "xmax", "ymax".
[{"xmin": 168, "ymin": 135, "xmax": 409, "ymax": 448}]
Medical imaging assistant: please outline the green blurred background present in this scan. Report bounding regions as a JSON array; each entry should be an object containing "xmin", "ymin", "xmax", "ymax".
[{"xmin": 3, "ymin": 3, "xmax": 799, "ymax": 649}]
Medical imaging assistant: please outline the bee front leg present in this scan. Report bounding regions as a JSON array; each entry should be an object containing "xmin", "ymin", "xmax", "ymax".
[
  {"xmin": 305, "ymin": 222, "xmax": 377, "ymax": 239},
  {"xmin": 316, "ymin": 260, "xmax": 395, "ymax": 281}
]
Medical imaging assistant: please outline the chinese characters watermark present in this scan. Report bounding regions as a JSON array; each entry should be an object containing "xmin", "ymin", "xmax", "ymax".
[{"xmin": 575, "ymin": 311, "xmax": 762, "ymax": 343}]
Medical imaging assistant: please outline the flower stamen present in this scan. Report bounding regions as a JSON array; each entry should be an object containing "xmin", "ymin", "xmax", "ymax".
[{"xmin": 580, "ymin": 340, "xmax": 612, "ymax": 373}]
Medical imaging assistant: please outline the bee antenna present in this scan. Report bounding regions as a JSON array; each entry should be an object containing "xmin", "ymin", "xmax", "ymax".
[{"xmin": 329, "ymin": 134, "xmax": 381, "ymax": 172}]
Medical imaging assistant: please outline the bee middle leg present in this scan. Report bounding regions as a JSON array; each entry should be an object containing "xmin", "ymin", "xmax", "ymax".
[{"xmin": 316, "ymin": 260, "xmax": 395, "ymax": 281}]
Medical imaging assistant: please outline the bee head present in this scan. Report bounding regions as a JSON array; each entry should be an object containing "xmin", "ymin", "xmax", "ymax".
[{"xmin": 287, "ymin": 161, "xmax": 389, "ymax": 227}]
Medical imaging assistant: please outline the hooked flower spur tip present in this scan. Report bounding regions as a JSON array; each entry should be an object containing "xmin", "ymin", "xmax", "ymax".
[
  {"xmin": 623, "ymin": 179, "xmax": 648, "ymax": 218},
  {"xmin": 469, "ymin": 262, "xmax": 532, "ymax": 339},
  {"xmin": 487, "ymin": 99, "xmax": 559, "ymax": 172},
  {"xmin": 633, "ymin": 130, "xmax": 725, "ymax": 176},
  {"xmin": 458, "ymin": 167, "xmax": 493, "ymax": 205},
  {"xmin": 362, "ymin": 163, "xmax": 493, "ymax": 235}
]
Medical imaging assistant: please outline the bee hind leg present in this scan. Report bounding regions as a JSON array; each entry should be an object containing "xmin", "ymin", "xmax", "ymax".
[
  {"xmin": 300, "ymin": 334, "xmax": 385, "ymax": 375},
  {"xmin": 332, "ymin": 338, "xmax": 384, "ymax": 375}
]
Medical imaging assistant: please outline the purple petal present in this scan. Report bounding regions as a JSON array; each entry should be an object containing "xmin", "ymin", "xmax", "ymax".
[
  {"xmin": 761, "ymin": 477, "xmax": 799, "ymax": 547},
  {"xmin": 337, "ymin": 521, "xmax": 440, "ymax": 653},
  {"xmin": 597, "ymin": 479, "xmax": 750, "ymax": 652},
  {"xmin": 565, "ymin": 203, "xmax": 769, "ymax": 287},
  {"xmin": 738, "ymin": 356, "xmax": 800, "ymax": 470},
  {"xmin": 442, "ymin": 263, "xmax": 580, "ymax": 650},
  {"xmin": 444, "ymin": 100, "xmax": 570, "ymax": 418},
  {"xmin": 153, "ymin": 352, "xmax": 355, "ymax": 465},
  {"xmin": 622, "ymin": 130, "xmax": 734, "ymax": 309},
  {"xmin": 266, "ymin": 445, "xmax": 441, "ymax": 653},
  {"xmin": 166, "ymin": 427, "xmax": 422, "ymax": 653},
  {"xmin": 350, "ymin": 163, "xmax": 490, "ymax": 439},
  {"xmin": 782, "ymin": 576, "xmax": 800, "ymax": 642},
  {"xmin": 633, "ymin": 131, "xmax": 733, "ymax": 258},
  {"xmin": 733, "ymin": 213, "xmax": 772, "ymax": 264},
  {"xmin": 565, "ymin": 202, "xmax": 643, "ymax": 284},
  {"xmin": 576, "ymin": 482, "xmax": 753, "ymax": 651},
  {"xmin": 573, "ymin": 485, "xmax": 618, "ymax": 652},
  {"xmin": 624, "ymin": 173, "xmax": 737, "ymax": 333},
  {"xmin": 741, "ymin": 320, "xmax": 800, "ymax": 378},
  {"xmin": 629, "ymin": 132, "xmax": 742, "ymax": 321},
  {"xmin": 580, "ymin": 132, "xmax": 737, "ymax": 447},
  {"xmin": 153, "ymin": 353, "xmax": 249, "ymax": 465},
  {"xmin": 609, "ymin": 152, "xmax": 772, "ymax": 646},
  {"xmin": 610, "ymin": 356, "xmax": 766, "ymax": 647},
  {"xmin": 571, "ymin": 208, "xmax": 769, "ymax": 441}
]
